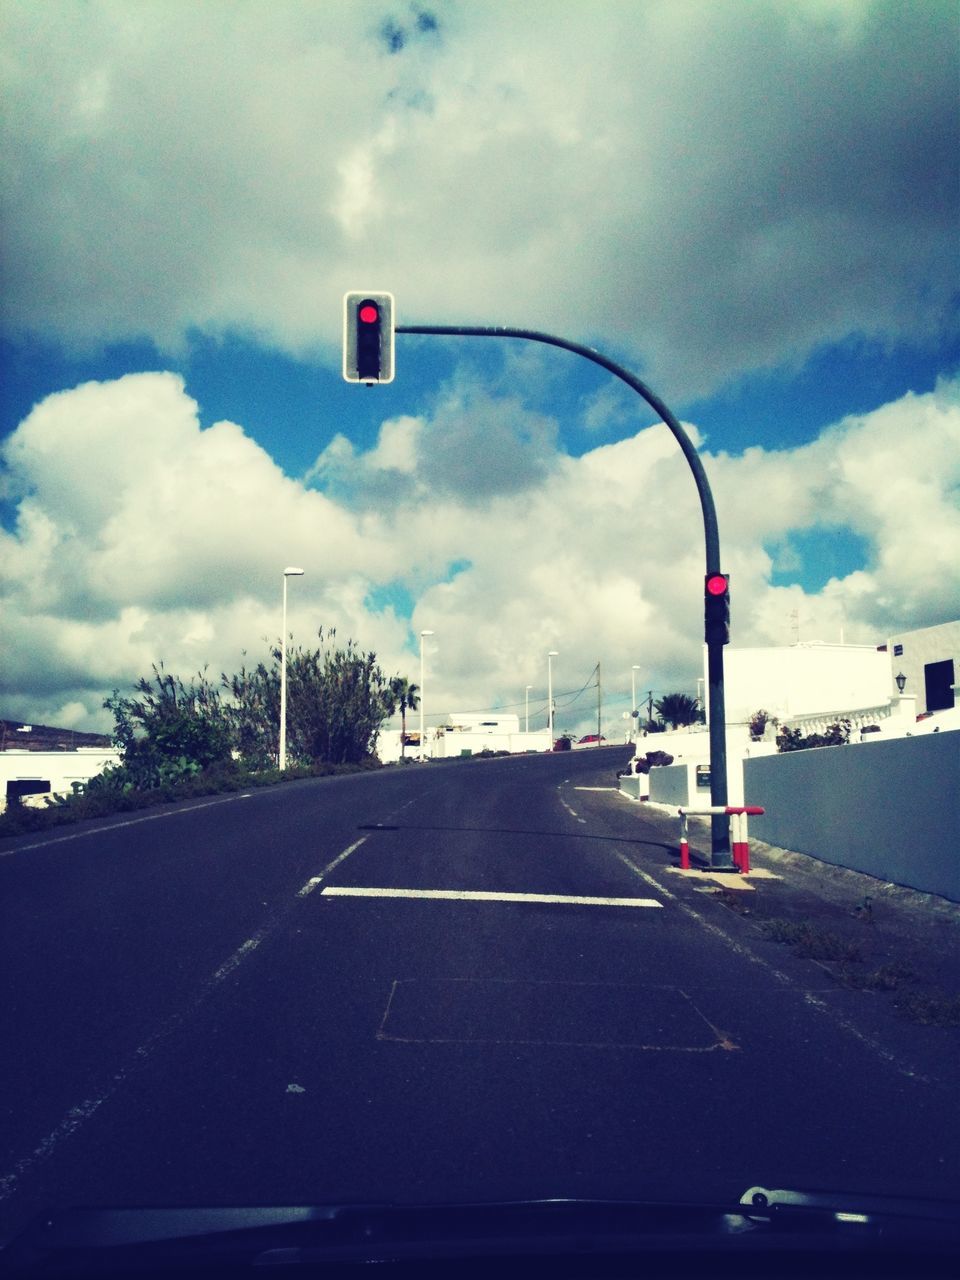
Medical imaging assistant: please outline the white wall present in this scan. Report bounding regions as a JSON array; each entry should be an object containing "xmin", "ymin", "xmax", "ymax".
[
  {"xmin": 1, "ymin": 748, "xmax": 121, "ymax": 811},
  {"xmin": 709, "ymin": 643, "xmax": 892, "ymax": 724}
]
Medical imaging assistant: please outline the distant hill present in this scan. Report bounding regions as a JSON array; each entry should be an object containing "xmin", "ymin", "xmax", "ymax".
[{"xmin": 0, "ymin": 719, "xmax": 114, "ymax": 751}]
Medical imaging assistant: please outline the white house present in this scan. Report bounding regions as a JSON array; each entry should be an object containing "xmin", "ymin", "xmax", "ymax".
[
  {"xmin": 1, "ymin": 747, "xmax": 121, "ymax": 812},
  {"xmin": 708, "ymin": 642, "xmax": 893, "ymax": 728},
  {"xmin": 883, "ymin": 619, "xmax": 959, "ymax": 715}
]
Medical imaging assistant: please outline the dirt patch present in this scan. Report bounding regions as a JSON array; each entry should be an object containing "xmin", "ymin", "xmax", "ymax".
[{"xmin": 707, "ymin": 837, "xmax": 960, "ymax": 1027}]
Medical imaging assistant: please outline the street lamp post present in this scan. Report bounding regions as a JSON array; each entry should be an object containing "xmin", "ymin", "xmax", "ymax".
[
  {"xmin": 525, "ymin": 685, "xmax": 533, "ymax": 734},
  {"xmin": 419, "ymin": 630, "xmax": 435, "ymax": 762},
  {"xmin": 279, "ymin": 567, "xmax": 304, "ymax": 771},
  {"xmin": 547, "ymin": 651, "xmax": 559, "ymax": 744},
  {"xmin": 631, "ymin": 665, "xmax": 640, "ymax": 740}
]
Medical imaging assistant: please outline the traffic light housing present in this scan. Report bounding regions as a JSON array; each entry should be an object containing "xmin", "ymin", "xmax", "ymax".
[
  {"xmin": 343, "ymin": 291, "xmax": 395, "ymax": 384},
  {"xmin": 705, "ymin": 572, "xmax": 730, "ymax": 646}
]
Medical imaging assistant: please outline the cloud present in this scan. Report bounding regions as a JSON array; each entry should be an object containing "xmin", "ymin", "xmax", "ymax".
[
  {"xmin": 2, "ymin": 370, "xmax": 957, "ymax": 732},
  {"xmin": 309, "ymin": 376, "xmax": 560, "ymax": 505},
  {"xmin": 1, "ymin": 0, "xmax": 956, "ymax": 398}
]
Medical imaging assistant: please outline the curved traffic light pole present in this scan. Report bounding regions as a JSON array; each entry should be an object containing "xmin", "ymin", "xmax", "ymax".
[{"xmin": 396, "ymin": 324, "xmax": 733, "ymax": 867}]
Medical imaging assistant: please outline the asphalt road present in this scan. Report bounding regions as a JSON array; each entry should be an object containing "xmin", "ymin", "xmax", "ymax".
[{"xmin": 1, "ymin": 747, "xmax": 957, "ymax": 1242}]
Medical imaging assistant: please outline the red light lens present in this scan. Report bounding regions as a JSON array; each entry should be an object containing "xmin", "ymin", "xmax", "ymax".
[
  {"xmin": 706, "ymin": 574, "xmax": 728, "ymax": 595},
  {"xmin": 359, "ymin": 303, "xmax": 380, "ymax": 324}
]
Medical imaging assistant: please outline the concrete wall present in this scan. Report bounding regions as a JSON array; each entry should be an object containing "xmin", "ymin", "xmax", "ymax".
[
  {"xmin": 744, "ymin": 730, "xmax": 960, "ymax": 901},
  {"xmin": 1, "ymin": 748, "xmax": 121, "ymax": 811},
  {"xmin": 648, "ymin": 761, "xmax": 713, "ymax": 807}
]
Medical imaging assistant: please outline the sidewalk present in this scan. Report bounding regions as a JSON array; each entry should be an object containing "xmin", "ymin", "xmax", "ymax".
[{"xmin": 652, "ymin": 802, "xmax": 960, "ymax": 1032}]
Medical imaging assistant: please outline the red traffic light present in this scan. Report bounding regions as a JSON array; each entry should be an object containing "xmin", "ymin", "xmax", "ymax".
[
  {"xmin": 358, "ymin": 303, "xmax": 380, "ymax": 324},
  {"xmin": 706, "ymin": 573, "xmax": 728, "ymax": 596}
]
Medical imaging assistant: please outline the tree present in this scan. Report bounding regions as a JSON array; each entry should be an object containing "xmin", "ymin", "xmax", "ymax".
[
  {"xmin": 103, "ymin": 664, "xmax": 233, "ymax": 788},
  {"xmin": 653, "ymin": 692, "xmax": 701, "ymax": 730},
  {"xmin": 388, "ymin": 676, "xmax": 420, "ymax": 759},
  {"xmin": 223, "ymin": 653, "xmax": 280, "ymax": 770}
]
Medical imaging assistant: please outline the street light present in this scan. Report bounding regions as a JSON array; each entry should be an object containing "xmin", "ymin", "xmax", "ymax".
[
  {"xmin": 419, "ymin": 630, "xmax": 435, "ymax": 762},
  {"xmin": 547, "ymin": 651, "xmax": 559, "ymax": 744},
  {"xmin": 895, "ymin": 671, "xmax": 907, "ymax": 694},
  {"xmin": 525, "ymin": 685, "xmax": 533, "ymax": 734},
  {"xmin": 279, "ymin": 567, "xmax": 304, "ymax": 771},
  {"xmin": 631, "ymin": 665, "xmax": 640, "ymax": 739}
]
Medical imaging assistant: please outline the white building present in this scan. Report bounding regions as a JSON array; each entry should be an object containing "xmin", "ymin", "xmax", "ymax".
[
  {"xmin": 708, "ymin": 642, "xmax": 892, "ymax": 728},
  {"xmin": 884, "ymin": 619, "xmax": 959, "ymax": 715},
  {"xmin": 1, "ymin": 747, "xmax": 121, "ymax": 812}
]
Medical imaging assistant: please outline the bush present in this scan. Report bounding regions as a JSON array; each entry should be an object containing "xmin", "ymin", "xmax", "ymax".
[{"xmin": 777, "ymin": 720, "xmax": 852, "ymax": 752}]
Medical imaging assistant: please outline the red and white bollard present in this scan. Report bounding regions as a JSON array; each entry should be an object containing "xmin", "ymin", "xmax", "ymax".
[{"xmin": 676, "ymin": 805, "xmax": 765, "ymax": 873}]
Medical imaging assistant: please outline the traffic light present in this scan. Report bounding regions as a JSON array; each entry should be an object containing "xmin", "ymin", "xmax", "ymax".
[
  {"xmin": 704, "ymin": 572, "xmax": 730, "ymax": 646},
  {"xmin": 343, "ymin": 291, "xmax": 395, "ymax": 384}
]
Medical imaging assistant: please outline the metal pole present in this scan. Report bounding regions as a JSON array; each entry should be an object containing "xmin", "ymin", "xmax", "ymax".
[
  {"xmin": 547, "ymin": 653, "xmax": 555, "ymax": 743},
  {"xmin": 279, "ymin": 575, "xmax": 288, "ymax": 771},
  {"xmin": 597, "ymin": 660, "xmax": 602, "ymax": 745},
  {"xmin": 397, "ymin": 324, "xmax": 730, "ymax": 864},
  {"xmin": 525, "ymin": 685, "xmax": 532, "ymax": 734},
  {"xmin": 279, "ymin": 567, "xmax": 304, "ymax": 772}
]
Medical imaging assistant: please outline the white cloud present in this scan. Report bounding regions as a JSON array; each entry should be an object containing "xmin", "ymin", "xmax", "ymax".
[
  {"xmin": 1, "ymin": 0, "xmax": 955, "ymax": 397},
  {"xmin": 1, "ymin": 370, "xmax": 958, "ymax": 733}
]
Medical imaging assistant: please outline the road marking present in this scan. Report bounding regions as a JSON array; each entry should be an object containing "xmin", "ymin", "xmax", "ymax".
[
  {"xmin": 210, "ymin": 933, "xmax": 264, "ymax": 982},
  {"xmin": 295, "ymin": 836, "xmax": 368, "ymax": 897},
  {"xmin": 573, "ymin": 786, "xmax": 614, "ymax": 792},
  {"xmin": 0, "ymin": 830, "xmax": 372, "ymax": 1203},
  {"xmin": 1, "ymin": 793, "xmax": 252, "ymax": 856},
  {"xmin": 612, "ymin": 849, "xmax": 678, "ymax": 901},
  {"xmin": 321, "ymin": 886, "xmax": 662, "ymax": 908},
  {"xmin": 558, "ymin": 797, "xmax": 586, "ymax": 823}
]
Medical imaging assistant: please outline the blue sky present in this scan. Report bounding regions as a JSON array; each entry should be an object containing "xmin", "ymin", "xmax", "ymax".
[{"xmin": 1, "ymin": 0, "xmax": 958, "ymax": 734}]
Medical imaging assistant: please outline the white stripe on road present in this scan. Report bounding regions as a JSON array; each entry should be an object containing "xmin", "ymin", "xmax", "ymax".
[
  {"xmin": 1, "ymin": 793, "xmax": 253, "ymax": 856},
  {"xmin": 321, "ymin": 886, "xmax": 662, "ymax": 908}
]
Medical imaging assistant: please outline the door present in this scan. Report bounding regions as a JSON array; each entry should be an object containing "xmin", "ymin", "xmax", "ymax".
[{"xmin": 924, "ymin": 658, "xmax": 955, "ymax": 712}]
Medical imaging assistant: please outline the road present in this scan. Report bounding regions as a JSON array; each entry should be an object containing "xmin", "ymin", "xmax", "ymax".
[{"xmin": 1, "ymin": 747, "xmax": 957, "ymax": 1241}]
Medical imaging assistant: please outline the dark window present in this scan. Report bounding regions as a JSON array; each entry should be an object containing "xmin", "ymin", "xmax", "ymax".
[{"xmin": 924, "ymin": 658, "xmax": 955, "ymax": 712}]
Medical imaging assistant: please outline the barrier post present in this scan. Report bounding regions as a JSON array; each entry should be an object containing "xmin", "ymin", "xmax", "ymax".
[
  {"xmin": 732, "ymin": 811, "xmax": 750, "ymax": 873},
  {"xmin": 677, "ymin": 805, "xmax": 764, "ymax": 875},
  {"xmin": 679, "ymin": 812, "xmax": 690, "ymax": 870}
]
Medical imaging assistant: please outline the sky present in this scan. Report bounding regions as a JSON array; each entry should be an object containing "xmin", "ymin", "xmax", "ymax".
[{"xmin": 1, "ymin": 0, "xmax": 959, "ymax": 740}]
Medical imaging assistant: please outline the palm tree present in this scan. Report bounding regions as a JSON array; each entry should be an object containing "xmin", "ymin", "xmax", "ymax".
[
  {"xmin": 653, "ymin": 691, "xmax": 701, "ymax": 730},
  {"xmin": 389, "ymin": 676, "xmax": 420, "ymax": 759}
]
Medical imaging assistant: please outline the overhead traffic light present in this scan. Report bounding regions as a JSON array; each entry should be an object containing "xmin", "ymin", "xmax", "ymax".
[
  {"xmin": 343, "ymin": 291, "xmax": 395, "ymax": 384},
  {"xmin": 705, "ymin": 572, "xmax": 730, "ymax": 646}
]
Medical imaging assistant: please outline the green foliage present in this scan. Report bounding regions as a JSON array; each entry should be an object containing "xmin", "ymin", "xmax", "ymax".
[
  {"xmin": 653, "ymin": 692, "xmax": 702, "ymax": 729},
  {"xmin": 103, "ymin": 664, "xmax": 234, "ymax": 789},
  {"xmin": 776, "ymin": 719, "xmax": 852, "ymax": 753},
  {"xmin": 223, "ymin": 654, "xmax": 281, "ymax": 769},
  {"xmin": 0, "ymin": 628, "xmax": 405, "ymax": 837},
  {"xmin": 220, "ymin": 629, "xmax": 405, "ymax": 769},
  {"xmin": 284, "ymin": 629, "xmax": 393, "ymax": 766}
]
